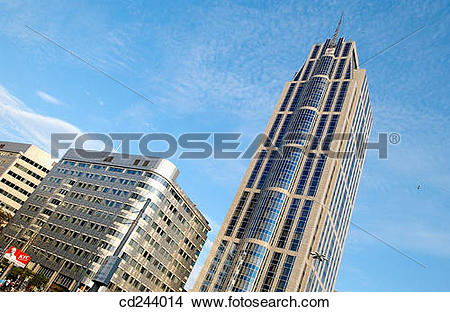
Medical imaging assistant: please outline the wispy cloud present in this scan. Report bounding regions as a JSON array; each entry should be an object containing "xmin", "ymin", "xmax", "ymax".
[
  {"xmin": 0, "ymin": 84, "xmax": 80, "ymax": 153},
  {"xmin": 36, "ymin": 90, "xmax": 61, "ymax": 105}
]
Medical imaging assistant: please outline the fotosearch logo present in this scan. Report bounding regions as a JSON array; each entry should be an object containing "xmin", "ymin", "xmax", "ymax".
[{"xmin": 51, "ymin": 132, "xmax": 400, "ymax": 160}]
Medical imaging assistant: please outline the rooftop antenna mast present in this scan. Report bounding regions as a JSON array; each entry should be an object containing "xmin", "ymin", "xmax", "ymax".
[{"xmin": 330, "ymin": 11, "xmax": 344, "ymax": 47}]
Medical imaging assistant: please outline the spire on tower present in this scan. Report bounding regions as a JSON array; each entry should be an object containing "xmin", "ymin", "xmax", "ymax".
[{"xmin": 330, "ymin": 11, "xmax": 344, "ymax": 47}]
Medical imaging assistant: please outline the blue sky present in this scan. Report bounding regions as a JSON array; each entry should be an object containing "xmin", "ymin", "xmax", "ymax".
[{"xmin": 0, "ymin": 0, "xmax": 449, "ymax": 291}]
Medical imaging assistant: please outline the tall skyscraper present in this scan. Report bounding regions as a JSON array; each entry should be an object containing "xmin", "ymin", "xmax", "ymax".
[
  {"xmin": 0, "ymin": 149, "xmax": 210, "ymax": 292},
  {"xmin": 194, "ymin": 18, "xmax": 372, "ymax": 292},
  {"xmin": 0, "ymin": 141, "xmax": 53, "ymax": 219}
]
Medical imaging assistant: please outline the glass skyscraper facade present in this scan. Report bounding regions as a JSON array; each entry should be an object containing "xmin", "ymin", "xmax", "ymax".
[{"xmin": 194, "ymin": 28, "xmax": 372, "ymax": 292}]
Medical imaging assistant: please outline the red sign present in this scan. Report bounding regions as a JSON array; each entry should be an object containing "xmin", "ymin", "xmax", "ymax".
[{"xmin": 4, "ymin": 246, "xmax": 31, "ymax": 267}]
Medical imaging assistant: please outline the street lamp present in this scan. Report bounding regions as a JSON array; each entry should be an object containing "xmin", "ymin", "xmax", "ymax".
[{"xmin": 88, "ymin": 198, "xmax": 152, "ymax": 292}]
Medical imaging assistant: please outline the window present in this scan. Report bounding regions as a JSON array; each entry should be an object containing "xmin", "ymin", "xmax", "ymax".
[
  {"xmin": 50, "ymin": 199, "xmax": 61, "ymax": 206},
  {"xmin": 274, "ymin": 114, "xmax": 292, "ymax": 147},
  {"xmin": 322, "ymin": 115, "xmax": 339, "ymax": 150},
  {"xmin": 126, "ymin": 169, "xmax": 142, "ymax": 175},
  {"xmin": 275, "ymin": 255, "xmax": 296, "ymax": 291},
  {"xmin": 280, "ymin": 83, "xmax": 296, "ymax": 111},
  {"xmin": 342, "ymin": 42, "xmax": 352, "ymax": 57},
  {"xmin": 246, "ymin": 151, "xmax": 267, "ymax": 188},
  {"xmin": 301, "ymin": 61, "xmax": 314, "ymax": 80},
  {"xmin": 334, "ymin": 58, "xmax": 347, "ymax": 79},
  {"xmin": 200, "ymin": 240, "xmax": 228, "ymax": 291},
  {"xmin": 333, "ymin": 81, "xmax": 349, "ymax": 112},
  {"xmin": 264, "ymin": 115, "xmax": 282, "ymax": 147},
  {"xmin": 290, "ymin": 200, "xmax": 313, "ymax": 251},
  {"xmin": 248, "ymin": 191, "xmax": 286, "ymax": 242},
  {"xmin": 261, "ymin": 252, "xmax": 282, "ymax": 291},
  {"xmin": 108, "ymin": 167, "xmax": 123, "ymax": 173},
  {"xmin": 323, "ymin": 82, "xmax": 339, "ymax": 112},
  {"xmin": 276, "ymin": 199, "xmax": 301, "ymax": 248},
  {"xmin": 310, "ymin": 115, "xmax": 328, "ymax": 150},
  {"xmin": 225, "ymin": 192, "xmax": 249, "ymax": 236},
  {"xmin": 307, "ymin": 154, "xmax": 327, "ymax": 196},
  {"xmin": 295, "ymin": 154, "xmax": 315, "ymax": 195},
  {"xmin": 257, "ymin": 151, "xmax": 277, "ymax": 189},
  {"xmin": 310, "ymin": 45, "xmax": 320, "ymax": 59},
  {"xmin": 236, "ymin": 193, "xmax": 260, "ymax": 239},
  {"xmin": 289, "ymin": 84, "xmax": 304, "ymax": 111}
]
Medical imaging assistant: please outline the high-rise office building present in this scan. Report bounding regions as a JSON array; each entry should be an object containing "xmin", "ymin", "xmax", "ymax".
[
  {"xmin": 194, "ymin": 18, "xmax": 372, "ymax": 292},
  {"xmin": 0, "ymin": 149, "xmax": 210, "ymax": 292},
  {"xmin": 0, "ymin": 141, "xmax": 53, "ymax": 219}
]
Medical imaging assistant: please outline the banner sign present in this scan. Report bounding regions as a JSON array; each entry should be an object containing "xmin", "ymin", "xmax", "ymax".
[{"xmin": 4, "ymin": 246, "xmax": 31, "ymax": 268}]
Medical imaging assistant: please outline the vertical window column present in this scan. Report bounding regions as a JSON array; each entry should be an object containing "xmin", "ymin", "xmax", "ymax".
[{"xmin": 275, "ymin": 255, "xmax": 296, "ymax": 291}]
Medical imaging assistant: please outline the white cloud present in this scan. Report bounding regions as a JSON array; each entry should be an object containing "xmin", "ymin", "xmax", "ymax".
[
  {"xmin": 0, "ymin": 84, "xmax": 81, "ymax": 153},
  {"xmin": 36, "ymin": 90, "xmax": 61, "ymax": 105}
]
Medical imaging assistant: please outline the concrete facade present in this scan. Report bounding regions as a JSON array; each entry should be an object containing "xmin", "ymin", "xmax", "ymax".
[
  {"xmin": 1, "ymin": 149, "xmax": 210, "ymax": 292},
  {"xmin": 0, "ymin": 141, "xmax": 53, "ymax": 219}
]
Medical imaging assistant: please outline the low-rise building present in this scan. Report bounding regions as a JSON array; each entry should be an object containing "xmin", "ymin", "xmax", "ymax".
[{"xmin": 0, "ymin": 141, "xmax": 53, "ymax": 219}]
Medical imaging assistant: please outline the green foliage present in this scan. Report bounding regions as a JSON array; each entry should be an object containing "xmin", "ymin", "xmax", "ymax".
[
  {"xmin": 28, "ymin": 273, "xmax": 48, "ymax": 289},
  {"xmin": 0, "ymin": 259, "xmax": 9, "ymax": 271},
  {"xmin": 8, "ymin": 267, "xmax": 24, "ymax": 280},
  {"xmin": 6, "ymin": 266, "xmax": 48, "ymax": 289}
]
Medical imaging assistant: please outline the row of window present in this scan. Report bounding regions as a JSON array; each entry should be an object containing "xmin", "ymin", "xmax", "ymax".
[
  {"xmin": 230, "ymin": 243, "xmax": 267, "ymax": 291},
  {"xmin": 279, "ymin": 83, "xmax": 296, "ymax": 111},
  {"xmin": 0, "ymin": 151, "xmax": 16, "ymax": 157},
  {"xmin": 0, "ymin": 188, "xmax": 24, "ymax": 205},
  {"xmin": 14, "ymin": 163, "xmax": 45, "ymax": 181},
  {"xmin": 200, "ymin": 240, "xmax": 228, "ymax": 291},
  {"xmin": 62, "ymin": 160, "xmax": 144, "ymax": 176},
  {"xmin": 323, "ymin": 82, "xmax": 339, "ymax": 112},
  {"xmin": 55, "ymin": 168, "xmax": 137, "ymax": 186},
  {"xmin": 310, "ymin": 115, "xmax": 329, "ymax": 150},
  {"xmin": 275, "ymin": 114, "xmax": 292, "ymax": 147},
  {"xmin": 289, "ymin": 84, "xmax": 305, "ymax": 111},
  {"xmin": 0, "ymin": 201, "xmax": 16, "ymax": 214},
  {"xmin": 212, "ymin": 242, "xmax": 237, "ymax": 291},
  {"xmin": 20, "ymin": 155, "xmax": 50, "ymax": 173},
  {"xmin": 121, "ymin": 250, "xmax": 177, "ymax": 292},
  {"xmin": 137, "ymin": 208, "xmax": 196, "ymax": 275},
  {"xmin": 225, "ymin": 192, "xmax": 249, "ymax": 236},
  {"xmin": 299, "ymin": 77, "xmax": 328, "ymax": 109},
  {"xmin": 333, "ymin": 81, "xmax": 349, "ymax": 112},
  {"xmin": 276, "ymin": 198, "xmax": 301, "ymax": 248},
  {"xmin": 1, "ymin": 178, "xmax": 31, "ymax": 197},
  {"xmin": 248, "ymin": 190, "xmax": 286, "ymax": 242},
  {"xmin": 235, "ymin": 193, "xmax": 260, "ymax": 239},
  {"xmin": 267, "ymin": 147, "xmax": 302, "ymax": 190},
  {"xmin": 7, "ymin": 170, "xmax": 38, "ymax": 188},
  {"xmin": 119, "ymin": 261, "xmax": 173, "ymax": 292}
]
